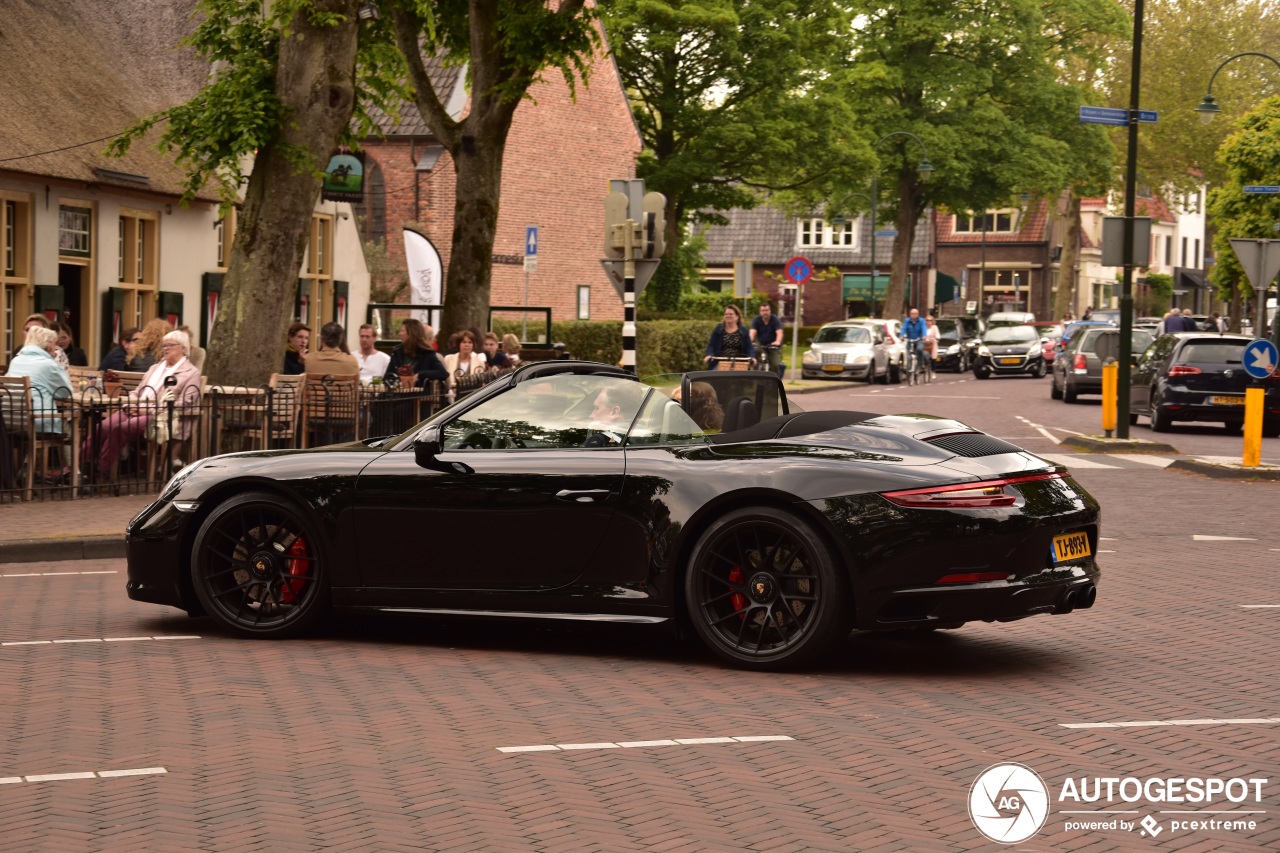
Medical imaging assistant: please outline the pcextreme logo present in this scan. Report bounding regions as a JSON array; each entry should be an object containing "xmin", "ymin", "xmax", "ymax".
[
  {"xmin": 967, "ymin": 762, "xmax": 1269, "ymax": 844},
  {"xmin": 969, "ymin": 763, "xmax": 1051, "ymax": 843}
]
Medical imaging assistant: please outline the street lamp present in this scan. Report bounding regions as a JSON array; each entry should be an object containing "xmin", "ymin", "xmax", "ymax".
[
  {"xmin": 1193, "ymin": 51, "xmax": 1280, "ymax": 347},
  {"xmin": 868, "ymin": 132, "xmax": 933, "ymax": 317},
  {"xmin": 1195, "ymin": 52, "xmax": 1280, "ymax": 124}
]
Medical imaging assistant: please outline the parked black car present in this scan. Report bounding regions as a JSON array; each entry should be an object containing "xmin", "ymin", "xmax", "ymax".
[
  {"xmin": 125, "ymin": 362, "xmax": 1102, "ymax": 670},
  {"xmin": 1052, "ymin": 327, "xmax": 1154, "ymax": 403},
  {"xmin": 1131, "ymin": 333, "xmax": 1280, "ymax": 435},
  {"xmin": 933, "ymin": 316, "xmax": 984, "ymax": 373},
  {"xmin": 974, "ymin": 325, "xmax": 1047, "ymax": 379}
]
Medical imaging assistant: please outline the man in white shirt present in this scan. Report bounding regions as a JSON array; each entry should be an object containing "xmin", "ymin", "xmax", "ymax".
[{"xmin": 356, "ymin": 324, "xmax": 390, "ymax": 381}]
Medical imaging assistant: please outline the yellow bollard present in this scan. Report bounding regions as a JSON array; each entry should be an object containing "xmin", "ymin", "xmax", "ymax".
[
  {"xmin": 1243, "ymin": 386, "xmax": 1264, "ymax": 467},
  {"xmin": 1100, "ymin": 359, "xmax": 1117, "ymax": 438}
]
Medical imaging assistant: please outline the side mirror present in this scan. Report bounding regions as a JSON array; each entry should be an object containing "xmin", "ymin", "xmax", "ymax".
[{"xmin": 413, "ymin": 425, "xmax": 472, "ymax": 474}]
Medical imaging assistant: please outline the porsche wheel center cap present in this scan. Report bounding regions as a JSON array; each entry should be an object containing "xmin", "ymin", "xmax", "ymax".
[
  {"xmin": 748, "ymin": 573, "xmax": 776, "ymax": 602},
  {"xmin": 249, "ymin": 551, "xmax": 276, "ymax": 578}
]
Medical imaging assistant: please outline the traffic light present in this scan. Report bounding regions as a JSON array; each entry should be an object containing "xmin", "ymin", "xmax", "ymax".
[{"xmin": 642, "ymin": 191, "xmax": 666, "ymax": 259}]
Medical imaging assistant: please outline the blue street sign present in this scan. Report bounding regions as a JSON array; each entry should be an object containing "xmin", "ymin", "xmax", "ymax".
[
  {"xmin": 1137, "ymin": 110, "xmax": 1158, "ymax": 123},
  {"xmin": 525, "ymin": 225, "xmax": 538, "ymax": 257},
  {"xmin": 1243, "ymin": 339, "xmax": 1279, "ymax": 379},
  {"xmin": 1243, "ymin": 185, "xmax": 1280, "ymax": 195},
  {"xmin": 1079, "ymin": 106, "xmax": 1129, "ymax": 126},
  {"xmin": 784, "ymin": 256, "xmax": 813, "ymax": 284},
  {"xmin": 874, "ymin": 229, "xmax": 898, "ymax": 238}
]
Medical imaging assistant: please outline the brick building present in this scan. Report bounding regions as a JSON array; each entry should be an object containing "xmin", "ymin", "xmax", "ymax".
[
  {"xmin": 700, "ymin": 204, "xmax": 933, "ymax": 325},
  {"xmin": 355, "ymin": 38, "xmax": 642, "ymax": 336},
  {"xmin": 933, "ymin": 200, "xmax": 1058, "ymax": 320}
]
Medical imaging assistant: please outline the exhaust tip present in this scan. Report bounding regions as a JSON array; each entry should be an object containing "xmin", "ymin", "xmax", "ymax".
[
  {"xmin": 1077, "ymin": 584, "xmax": 1097, "ymax": 609},
  {"xmin": 1055, "ymin": 590, "xmax": 1076, "ymax": 614}
]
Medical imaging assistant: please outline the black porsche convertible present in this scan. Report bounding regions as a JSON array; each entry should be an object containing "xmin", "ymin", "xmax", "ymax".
[{"xmin": 126, "ymin": 361, "xmax": 1100, "ymax": 669}]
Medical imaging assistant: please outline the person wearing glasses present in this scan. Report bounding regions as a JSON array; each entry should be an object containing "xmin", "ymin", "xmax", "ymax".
[
  {"xmin": 84, "ymin": 330, "xmax": 202, "ymax": 478},
  {"xmin": 99, "ymin": 327, "xmax": 143, "ymax": 372}
]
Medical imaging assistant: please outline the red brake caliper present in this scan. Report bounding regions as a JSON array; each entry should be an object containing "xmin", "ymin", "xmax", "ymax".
[
  {"xmin": 728, "ymin": 566, "xmax": 747, "ymax": 618},
  {"xmin": 281, "ymin": 536, "xmax": 309, "ymax": 604}
]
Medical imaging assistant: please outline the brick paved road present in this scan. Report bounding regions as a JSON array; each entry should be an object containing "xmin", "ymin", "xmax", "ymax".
[{"xmin": 1, "ymin": 374, "xmax": 1277, "ymax": 852}]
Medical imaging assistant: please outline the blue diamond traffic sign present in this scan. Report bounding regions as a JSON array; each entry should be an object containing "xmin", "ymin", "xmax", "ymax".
[{"xmin": 1243, "ymin": 339, "xmax": 1278, "ymax": 379}]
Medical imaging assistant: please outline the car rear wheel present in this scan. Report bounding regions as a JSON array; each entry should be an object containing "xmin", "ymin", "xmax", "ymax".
[
  {"xmin": 890, "ymin": 360, "xmax": 902, "ymax": 384},
  {"xmin": 191, "ymin": 491, "xmax": 329, "ymax": 637},
  {"xmin": 1149, "ymin": 391, "xmax": 1173, "ymax": 432},
  {"xmin": 685, "ymin": 507, "xmax": 852, "ymax": 670},
  {"xmin": 1051, "ymin": 374, "xmax": 1063, "ymax": 400},
  {"xmin": 1264, "ymin": 422, "xmax": 1280, "ymax": 439}
]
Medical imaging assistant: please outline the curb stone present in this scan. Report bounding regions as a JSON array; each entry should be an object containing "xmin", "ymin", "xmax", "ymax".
[
  {"xmin": 0, "ymin": 536, "xmax": 125, "ymax": 564},
  {"xmin": 1060, "ymin": 434, "xmax": 1180, "ymax": 454},
  {"xmin": 1168, "ymin": 458, "xmax": 1280, "ymax": 481}
]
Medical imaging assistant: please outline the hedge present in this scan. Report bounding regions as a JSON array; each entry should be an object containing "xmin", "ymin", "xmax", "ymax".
[{"xmin": 493, "ymin": 318, "xmax": 825, "ymax": 376}]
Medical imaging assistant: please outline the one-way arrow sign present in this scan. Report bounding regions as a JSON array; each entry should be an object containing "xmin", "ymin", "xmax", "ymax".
[{"xmin": 1243, "ymin": 338, "xmax": 1278, "ymax": 379}]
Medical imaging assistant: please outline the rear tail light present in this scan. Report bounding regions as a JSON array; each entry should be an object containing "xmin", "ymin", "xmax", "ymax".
[
  {"xmin": 881, "ymin": 472, "xmax": 1064, "ymax": 509},
  {"xmin": 1168, "ymin": 365, "xmax": 1202, "ymax": 377},
  {"xmin": 1072, "ymin": 354, "xmax": 1087, "ymax": 372},
  {"xmin": 936, "ymin": 572, "xmax": 1010, "ymax": 584}
]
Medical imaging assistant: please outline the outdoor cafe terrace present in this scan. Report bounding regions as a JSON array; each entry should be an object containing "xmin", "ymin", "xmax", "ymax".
[{"xmin": 0, "ymin": 368, "xmax": 507, "ymax": 503}]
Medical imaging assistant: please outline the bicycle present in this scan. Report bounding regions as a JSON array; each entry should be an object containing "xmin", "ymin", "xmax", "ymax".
[{"xmin": 905, "ymin": 340, "xmax": 931, "ymax": 386}]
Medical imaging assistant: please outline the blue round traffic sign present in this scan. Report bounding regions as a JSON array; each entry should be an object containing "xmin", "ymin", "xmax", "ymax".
[
  {"xmin": 1242, "ymin": 338, "xmax": 1279, "ymax": 379},
  {"xmin": 784, "ymin": 256, "xmax": 813, "ymax": 284}
]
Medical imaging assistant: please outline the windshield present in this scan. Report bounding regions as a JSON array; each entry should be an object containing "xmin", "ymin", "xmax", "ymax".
[
  {"xmin": 815, "ymin": 326, "xmax": 872, "ymax": 344},
  {"xmin": 984, "ymin": 325, "xmax": 1037, "ymax": 343}
]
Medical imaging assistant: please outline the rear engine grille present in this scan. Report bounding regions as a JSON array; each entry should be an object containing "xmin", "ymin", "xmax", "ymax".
[{"xmin": 926, "ymin": 432, "xmax": 1023, "ymax": 457}]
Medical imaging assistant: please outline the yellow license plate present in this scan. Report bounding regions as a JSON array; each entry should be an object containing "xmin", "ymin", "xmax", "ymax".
[
  {"xmin": 823, "ymin": 364, "xmax": 844, "ymax": 372},
  {"xmin": 1000, "ymin": 357, "xmax": 1021, "ymax": 365},
  {"xmin": 1052, "ymin": 531, "xmax": 1091, "ymax": 562},
  {"xmin": 1209, "ymin": 395, "xmax": 1245, "ymax": 405}
]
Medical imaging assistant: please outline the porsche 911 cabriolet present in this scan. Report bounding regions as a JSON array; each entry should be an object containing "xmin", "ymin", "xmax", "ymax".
[{"xmin": 126, "ymin": 361, "xmax": 1100, "ymax": 669}]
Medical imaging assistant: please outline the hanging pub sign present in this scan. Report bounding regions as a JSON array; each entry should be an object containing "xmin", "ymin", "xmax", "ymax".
[{"xmin": 321, "ymin": 150, "xmax": 366, "ymax": 203}]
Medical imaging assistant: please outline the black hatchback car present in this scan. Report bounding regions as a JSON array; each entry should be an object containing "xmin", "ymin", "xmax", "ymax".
[
  {"xmin": 1131, "ymin": 333, "xmax": 1280, "ymax": 435},
  {"xmin": 974, "ymin": 325, "xmax": 1047, "ymax": 379},
  {"xmin": 933, "ymin": 316, "xmax": 983, "ymax": 372}
]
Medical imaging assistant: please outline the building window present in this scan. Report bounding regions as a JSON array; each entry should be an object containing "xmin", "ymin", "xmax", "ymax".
[
  {"xmin": 1181, "ymin": 237, "xmax": 1188, "ymax": 267},
  {"xmin": 59, "ymin": 206, "xmax": 92, "ymax": 257},
  {"xmin": 954, "ymin": 210, "xmax": 1017, "ymax": 234},
  {"xmin": 351, "ymin": 159, "xmax": 386, "ymax": 244},
  {"xmin": 796, "ymin": 218, "xmax": 857, "ymax": 249},
  {"xmin": 118, "ymin": 208, "xmax": 160, "ymax": 329},
  {"xmin": 577, "ymin": 285, "xmax": 590, "ymax": 320},
  {"xmin": 1165, "ymin": 234, "xmax": 1172, "ymax": 265},
  {"xmin": 1, "ymin": 194, "xmax": 33, "ymax": 367},
  {"xmin": 1194, "ymin": 239, "xmax": 1200, "ymax": 268},
  {"xmin": 302, "ymin": 215, "xmax": 335, "ymax": 328},
  {"xmin": 215, "ymin": 208, "xmax": 238, "ymax": 270}
]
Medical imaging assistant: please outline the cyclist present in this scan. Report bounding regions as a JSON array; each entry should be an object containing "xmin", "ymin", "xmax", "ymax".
[
  {"xmin": 750, "ymin": 301, "xmax": 785, "ymax": 378},
  {"xmin": 901, "ymin": 307, "xmax": 928, "ymax": 382}
]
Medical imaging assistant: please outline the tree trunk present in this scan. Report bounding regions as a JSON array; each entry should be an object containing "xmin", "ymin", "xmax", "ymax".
[
  {"xmin": 441, "ymin": 127, "xmax": 511, "ymax": 337},
  {"xmin": 884, "ymin": 170, "xmax": 918, "ymax": 317},
  {"xmin": 1054, "ymin": 194, "xmax": 1082, "ymax": 321},
  {"xmin": 204, "ymin": 1, "xmax": 359, "ymax": 387}
]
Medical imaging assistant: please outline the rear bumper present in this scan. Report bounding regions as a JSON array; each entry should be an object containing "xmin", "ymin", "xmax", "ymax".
[{"xmin": 1156, "ymin": 388, "xmax": 1280, "ymax": 424}]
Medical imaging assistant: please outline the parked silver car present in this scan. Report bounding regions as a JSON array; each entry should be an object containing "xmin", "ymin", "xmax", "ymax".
[
  {"xmin": 802, "ymin": 321, "xmax": 890, "ymax": 382},
  {"xmin": 846, "ymin": 317, "xmax": 904, "ymax": 383},
  {"xmin": 1051, "ymin": 327, "xmax": 1154, "ymax": 402}
]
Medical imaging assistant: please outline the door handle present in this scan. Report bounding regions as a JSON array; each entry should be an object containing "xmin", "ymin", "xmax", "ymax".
[{"xmin": 556, "ymin": 489, "xmax": 612, "ymax": 503}]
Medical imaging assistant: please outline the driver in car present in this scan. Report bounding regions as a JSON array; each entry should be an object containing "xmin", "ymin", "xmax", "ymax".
[{"xmin": 583, "ymin": 384, "xmax": 644, "ymax": 447}]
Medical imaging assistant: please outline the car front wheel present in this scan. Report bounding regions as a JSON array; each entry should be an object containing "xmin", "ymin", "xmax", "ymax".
[
  {"xmin": 191, "ymin": 491, "xmax": 329, "ymax": 637},
  {"xmin": 685, "ymin": 507, "xmax": 852, "ymax": 670}
]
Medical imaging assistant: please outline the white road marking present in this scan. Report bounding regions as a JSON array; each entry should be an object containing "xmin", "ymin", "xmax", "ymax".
[
  {"xmin": 1, "ymin": 635, "xmax": 200, "ymax": 647},
  {"xmin": 0, "ymin": 767, "xmax": 166, "ymax": 785},
  {"xmin": 1038, "ymin": 454, "xmax": 1119, "ymax": 469},
  {"xmin": 1192, "ymin": 535, "xmax": 1257, "ymax": 541},
  {"xmin": 1098, "ymin": 550, "xmax": 1117, "ymax": 553},
  {"xmin": 496, "ymin": 735, "xmax": 794, "ymax": 754},
  {"xmin": 1240, "ymin": 605, "xmax": 1280, "ymax": 609},
  {"xmin": 1061, "ymin": 718, "xmax": 1280, "ymax": 729},
  {"xmin": 0, "ymin": 571, "xmax": 118, "ymax": 578},
  {"xmin": 1036, "ymin": 427, "xmax": 1061, "ymax": 445},
  {"xmin": 1114, "ymin": 455, "xmax": 1177, "ymax": 468},
  {"xmin": 1049, "ymin": 426, "xmax": 1086, "ymax": 436},
  {"xmin": 1100, "ymin": 537, "xmax": 1118, "ymax": 541}
]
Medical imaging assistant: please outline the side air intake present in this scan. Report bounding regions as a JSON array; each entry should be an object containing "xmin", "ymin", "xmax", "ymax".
[{"xmin": 925, "ymin": 432, "xmax": 1023, "ymax": 457}]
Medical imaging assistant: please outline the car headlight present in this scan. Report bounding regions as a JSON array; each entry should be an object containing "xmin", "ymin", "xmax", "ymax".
[
  {"xmin": 978, "ymin": 346, "xmax": 990, "ymax": 356},
  {"xmin": 802, "ymin": 350, "xmax": 817, "ymax": 363},
  {"xmin": 852, "ymin": 355, "xmax": 870, "ymax": 364},
  {"xmin": 946, "ymin": 344, "xmax": 960, "ymax": 355}
]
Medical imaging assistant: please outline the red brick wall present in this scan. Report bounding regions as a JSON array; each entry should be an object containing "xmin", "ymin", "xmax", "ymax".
[{"xmin": 361, "ymin": 38, "xmax": 641, "ymax": 333}]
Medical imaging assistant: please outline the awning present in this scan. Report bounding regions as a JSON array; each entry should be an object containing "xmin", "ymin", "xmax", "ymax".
[
  {"xmin": 935, "ymin": 271, "xmax": 961, "ymax": 303},
  {"xmin": 1174, "ymin": 267, "xmax": 1210, "ymax": 290}
]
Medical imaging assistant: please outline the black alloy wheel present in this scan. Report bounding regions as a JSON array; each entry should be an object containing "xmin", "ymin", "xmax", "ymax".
[
  {"xmin": 685, "ymin": 507, "xmax": 851, "ymax": 669},
  {"xmin": 1062, "ymin": 379, "xmax": 1078, "ymax": 403},
  {"xmin": 1149, "ymin": 389, "xmax": 1173, "ymax": 432},
  {"xmin": 1031, "ymin": 358, "xmax": 1046, "ymax": 379},
  {"xmin": 191, "ymin": 491, "xmax": 329, "ymax": 637}
]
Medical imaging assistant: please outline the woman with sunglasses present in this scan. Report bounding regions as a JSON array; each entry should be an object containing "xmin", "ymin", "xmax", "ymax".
[{"xmin": 99, "ymin": 327, "xmax": 143, "ymax": 372}]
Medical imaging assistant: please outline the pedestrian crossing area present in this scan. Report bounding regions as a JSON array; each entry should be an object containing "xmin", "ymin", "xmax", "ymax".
[{"xmin": 1034, "ymin": 453, "xmax": 1178, "ymax": 471}]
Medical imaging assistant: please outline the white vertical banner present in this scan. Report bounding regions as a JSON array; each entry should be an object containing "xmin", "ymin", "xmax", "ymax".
[{"xmin": 404, "ymin": 227, "xmax": 443, "ymax": 330}]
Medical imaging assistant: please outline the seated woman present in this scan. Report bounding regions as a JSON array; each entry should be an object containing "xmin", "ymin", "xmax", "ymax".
[
  {"xmin": 682, "ymin": 381, "xmax": 724, "ymax": 432},
  {"xmin": 383, "ymin": 319, "xmax": 447, "ymax": 388},
  {"xmin": 54, "ymin": 321, "xmax": 89, "ymax": 367},
  {"xmin": 6, "ymin": 325, "xmax": 73, "ymax": 435},
  {"xmin": 703, "ymin": 305, "xmax": 754, "ymax": 369},
  {"xmin": 443, "ymin": 330, "xmax": 487, "ymax": 393},
  {"xmin": 83, "ymin": 330, "xmax": 201, "ymax": 477},
  {"xmin": 99, "ymin": 327, "xmax": 142, "ymax": 372}
]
